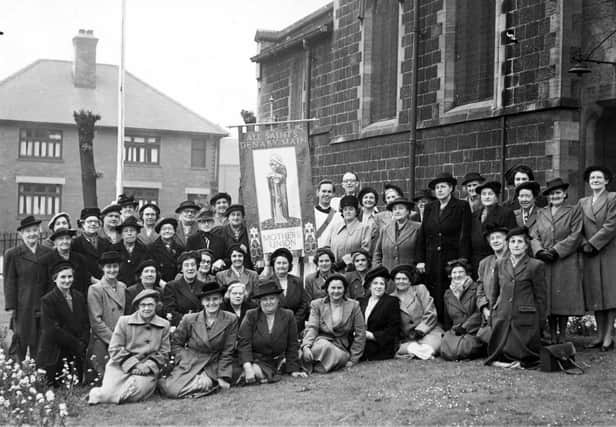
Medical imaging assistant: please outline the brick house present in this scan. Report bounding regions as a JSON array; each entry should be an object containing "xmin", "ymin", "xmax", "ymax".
[
  {"xmin": 0, "ymin": 30, "xmax": 227, "ymax": 231},
  {"xmin": 251, "ymin": 0, "xmax": 616, "ymax": 203}
]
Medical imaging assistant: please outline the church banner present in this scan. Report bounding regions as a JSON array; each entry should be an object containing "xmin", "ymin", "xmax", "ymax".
[{"xmin": 237, "ymin": 124, "xmax": 316, "ymax": 263}]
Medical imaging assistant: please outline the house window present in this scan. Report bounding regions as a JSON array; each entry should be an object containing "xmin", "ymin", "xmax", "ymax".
[
  {"xmin": 191, "ymin": 139, "xmax": 208, "ymax": 168},
  {"xmin": 18, "ymin": 129, "xmax": 62, "ymax": 159},
  {"xmin": 365, "ymin": 0, "xmax": 400, "ymax": 123},
  {"xmin": 123, "ymin": 187, "xmax": 159, "ymax": 209},
  {"xmin": 124, "ymin": 135, "xmax": 160, "ymax": 164},
  {"xmin": 453, "ymin": 0, "xmax": 495, "ymax": 106},
  {"xmin": 18, "ymin": 183, "xmax": 62, "ymax": 217}
]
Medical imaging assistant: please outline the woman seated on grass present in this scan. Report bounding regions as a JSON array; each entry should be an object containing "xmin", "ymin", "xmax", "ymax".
[
  {"xmin": 440, "ymin": 259, "xmax": 484, "ymax": 361},
  {"xmin": 301, "ymin": 274, "xmax": 366, "ymax": 373},
  {"xmin": 391, "ymin": 265, "xmax": 443, "ymax": 360},
  {"xmin": 88, "ymin": 289, "xmax": 170, "ymax": 404},
  {"xmin": 159, "ymin": 282, "xmax": 238, "ymax": 398},
  {"xmin": 237, "ymin": 280, "xmax": 307, "ymax": 384}
]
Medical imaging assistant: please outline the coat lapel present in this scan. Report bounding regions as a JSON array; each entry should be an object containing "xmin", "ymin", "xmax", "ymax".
[
  {"xmin": 438, "ymin": 199, "xmax": 455, "ymax": 224},
  {"xmin": 581, "ymin": 197, "xmax": 596, "ymax": 224},
  {"xmin": 206, "ymin": 311, "xmax": 229, "ymax": 342},
  {"xmin": 101, "ymin": 280, "xmax": 125, "ymax": 308},
  {"xmin": 177, "ymin": 278, "xmax": 201, "ymax": 306},
  {"xmin": 592, "ymin": 191, "xmax": 609, "ymax": 223},
  {"xmin": 513, "ymin": 255, "xmax": 529, "ymax": 277}
]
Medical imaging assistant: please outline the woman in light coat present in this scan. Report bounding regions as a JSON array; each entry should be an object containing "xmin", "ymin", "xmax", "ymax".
[
  {"xmin": 88, "ymin": 289, "xmax": 170, "ymax": 404},
  {"xmin": 578, "ymin": 166, "xmax": 616, "ymax": 351},
  {"xmin": 87, "ymin": 251, "xmax": 127, "ymax": 378},
  {"xmin": 301, "ymin": 274, "xmax": 366, "ymax": 373},
  {"xmin": 327, "ymin": 195, "xmax": 371, "ymax": 269},
  {"xmin": 159, "ymin": 282, "xmax": 238, "ymax": 398},
  {"xmin": 374, "ymin": 198, "xmax": 421, "ymax": 271},
  {"xmin": 391, "ymin": 265, "xmax": 443, "ymax": 359},
  {"xmin": 530, "ymin": 178, "xmax": 583, "ymax": 343}
]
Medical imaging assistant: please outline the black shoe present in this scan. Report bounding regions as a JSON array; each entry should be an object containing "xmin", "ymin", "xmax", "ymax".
[
  {"xmin": 600, "ymin": 341, "xmax": 614, "ymax": 352},
  {"xmin": 584, "ymin": 341, "xmax": 603, "ymax": 349}
]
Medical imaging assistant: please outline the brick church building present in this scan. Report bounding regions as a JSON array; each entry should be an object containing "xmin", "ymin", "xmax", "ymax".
[{"xmin": 251, "ymin": 0, "xmax": 616, "ymax": 201}]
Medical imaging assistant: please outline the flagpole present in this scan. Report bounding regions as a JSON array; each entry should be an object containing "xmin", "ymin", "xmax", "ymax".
[{"xmin": 115, "ymin": 0, "xmax": 126, "ymax": 199}]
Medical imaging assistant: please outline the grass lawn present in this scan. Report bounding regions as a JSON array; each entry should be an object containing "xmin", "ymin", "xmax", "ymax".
[{"xmin": 69, "ymin": 337, "xmax": 616, "ymax": 426}]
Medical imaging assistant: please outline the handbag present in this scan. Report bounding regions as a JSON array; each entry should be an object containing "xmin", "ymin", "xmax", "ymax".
[{"xmin": 539, "ymin": 342, "xmax": 584, "ymax": 375}]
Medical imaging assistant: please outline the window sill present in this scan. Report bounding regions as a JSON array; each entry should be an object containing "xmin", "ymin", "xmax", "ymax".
[
  {"xmin": 17, "ymin": 157, "xmax": 64, "ymax": 163},
  {"xmin": 124, "ymin": 163, "xmax": 161, "ymax": 168},
  {"xmin": 329, "ymin": 119, "xmax": 409, "ymax": 145},
  {"xmin": 419, "ymin": 99, "xmax": 497, "ymax": 129}
]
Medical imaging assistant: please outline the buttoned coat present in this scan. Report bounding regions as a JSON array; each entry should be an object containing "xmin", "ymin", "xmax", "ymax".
[
  {"xmin": 304, "ymin": 270, "xmax": 329, "ymax": 301},
  {"xmin": 87, "ymin": 278, "xmax": 127, "ymax": 374},
  {"xmin": 470, "ymin": 205, "xmax": 517, "ymax": 272},
  {"xmin": 185, "ymin": 230, "xmax": 226, "ymax": 262},
  {"xmin": 147, "ymin": 237, "xmax": 184, "ymax": 282},
  {"xmin": 302, "ymin": 297, "xmax": 366, "ymax": 365},
  {"xmin": 344, "ymin": 271, "xmax": 368, "ymax": 299},
  {"xmin": 90, "ymin": 312, "xmax": 170, "ymax": 404},
  {"xmin": 110, "ymin": 240, "xmax": 151, "ymax": 285},
  {"xmin": 441, "ymin": 281, "xmax": 485, "ymax": 360},
  {"xmin": 373, "ymin": 220, "xmax": 421, "ymax": 270},
  {"xmin": 270, "ymin": 274, "xmax": 309, "ymax": 331},
  {"xmin": 328, "ymin": 219, "xmax": 372, "ymax": 262},
  {"xmin": 237, "ymin": 307, "xmax": 299, "ymax": 377},
  {"xmin": 215, "ymin": 268, "xmax": 260, "ymax": 298},
  {"xmin": 514, "ymin": 206, "xmax": 538, "ymax": 229},
  {"xmin": 71, "ymin": 234, "xmax": 112, "ymax": 280},
  {"xmin": 137, "ymin": 228, "xmax": 159, "ymax": 246},
  {"xmin": 37, "ymin": 287, "xmax": 90, "ymax": 370},
  {"xmin": 40, "ymin": 249, "xmax": 91, "ymax": 295},
  {"xmin": 162, "ymin": 277, "xmax": 204, "ymax": 326},
  {"xmin": 578, "ymin": 191, "xmax": 616, "ymax": 310},
  {"xmin": 212, "ymin": 224, "xmax": 254, "ymax": 270},
  {"xmin": 485, "ymin": 255, "xmax": 546, "ymax": 365},
  {"xmin": 415, "ymin": 197, "xmax": 472, "ymax": 322},
  {"xmin": 529, "ymin": 205, "xmax": 584, "ymax": 315},
  {"xmin": 476, "ymin": 253, "xmax": 507, "ymax": 311},
  {"xmin": 358, "ymin": 294, "xmax": 400, "ymax": 360},
  {"xmin": 391, "ymin": 284, "xmax": 438, "ymax": 338},
  {"xmin": 174, "ymin": 222, "xmax": 199, "ymax": 248},
  {"xmin": 3, "ymin": 242, "xmax": 52, "ymax": 361},
  {"xmin": 159, "ymin": 310, "xmax": 238, "ymax": 398}
]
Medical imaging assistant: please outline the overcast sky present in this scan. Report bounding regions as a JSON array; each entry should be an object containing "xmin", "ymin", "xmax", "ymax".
[{"xmin": 0, "ymin": 0, "xmax": 331, "ymax": 130}]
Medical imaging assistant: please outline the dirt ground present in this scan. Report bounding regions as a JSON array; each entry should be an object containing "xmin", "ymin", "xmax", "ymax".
[{"xmin": 70, "ymin": 337, "xmax": 616, "ymax": 426}]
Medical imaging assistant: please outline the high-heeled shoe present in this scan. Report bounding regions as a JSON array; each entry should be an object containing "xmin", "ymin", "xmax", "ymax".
[
  {"xmin": 600, "ymin": 341, "xmax": 614, "ymax": 352},
  {"xmin": 584, "ymin": 340, "xmax": 603, "ymax": 349}
]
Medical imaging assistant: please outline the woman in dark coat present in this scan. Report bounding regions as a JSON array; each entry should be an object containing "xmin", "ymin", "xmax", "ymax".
[
  {"xmin": 267, "ymin": 248, "xmax": 309, "ymax": 332},
  {"xmin": 485, "ymin": 227, "xmax": 546, "ymax": 368},
  {"xmin": 162, "ymin": 251, "xmax": 204, "ymax": 326},
  {"xmin": 440, "ymin": 259, "xmax": 484, "ymax": 361},
  {"xmin": 125, "ymin": 259, "xmax": 164, "ymax": 316},
  {"xmin": 148, "ymin": 217, "xmax": 184, "ymax": 283},
  {"xmin": 578, "ymin": 166, "xmax": 616, "ymax": 351},
  {"xmin": 110, "ymin": 217, "xmax": 151, "ymax": 285},
  {"xmin": 358, "ymin": 266, "xmax": 400, "ymax": 360},
  {"xmin": 470, "ymin": 181, "xmax": 516, "ymax": 273},
  {"xmin": 529, "ymin": 178, "xmax": 583, "ymax": 343},
  {"xmin": 212, "ymin": 204, "xmax": 255, "ymax": 270},
  {"xmin": 237, "ymin": 280, "xmax": 306, "ymax": 383},
  {"xmin": 38, "ymin": 261, "xmax": 90, "ymax": 386},
  {"xmin": 345, "ymin": 249, "xmax": 371, "ymax": 299},
  {"xmin": 305, "ymin": 247, "xmax": 336, "ymax": 301},
  {"xmin": 415, "ymin": 172, "xmax": 472, "ymax": 323}
]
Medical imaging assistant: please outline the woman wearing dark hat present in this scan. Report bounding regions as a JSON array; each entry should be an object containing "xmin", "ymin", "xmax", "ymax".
[
  {"xmin": 41, "ymin": 228, "xmax": 91, "ymax": 295},
  {"xmin": 137, "ymin": 203, "xmax": 160, "ymax": 246},
  {"xmin": 529, "ymin": 178, "xmax": 583, "ymax": 344},
  {"xmin": 88, "ymin": 289, "xmax": 170, "ymax": 404},
  {"xmin": 410, "ymin": 189, "xmax": 435, "ymax": 222},
  {"xmin": 391, "ymin": 265, "xmax": 443, "ymax": 359},
  {"xmin": 125, "ymin": 259, "xmax": 164, "ymax": 316},
  {"xmin": 38, "ymin": 261, "xmax": 90, "ymax": 386},
  {"xmin": 577, "ymin": 166, "xmax": 616, "ymax": 351},
  {"xmin": 440, "ymin": 259, "xmax": 484, "ymax": 361},
  {"xmin": 215, "ymin": 244, "xmax": 259, "ymax": 297},
  {"xmin": 72, "ymin": 207, "xmax": 112, "ymax": 282},
  {"xmin": 305, "ymin": 247, "xmax": 337, "ymax": 301},
  {"xmin": 159, "ymin": 282, "xmax": 238, "ymax": 398},
  {"xmin": 210, "ymin": 192, "xmax": 232, "ymax": 227},
  {"xmin": 485, "ymin": 227, "xmax": 546, "ymax": 368},
  {"xmin": 374, "ymin": 198, "xmax": 421, "ymax": 271},
  {"xmin": 264, "ymin": 247, "xmax": 309, "ymax": 332},
  {"xmin": 327, "ymin": 195, "xmax": 371, "ymax": 269},
  {"xmin": 212, "ymin": 204, "xmax": 256, "ymax": 270},
  {"xmin": 358, "ymin": 266, "xmax": 400, "ymax": 360},
  {"xmin": 110, "ymin": 216, "xmax": 151, "ymax": 285},
  {"xmin": 174, "ymin": 200, "xmax": 201, "ymax": 247},
  {"xmin": 503, "ymin": 164, "xmax": 547, "ymax": 210},
  {"xmin": 513, "ymin": 181, "xmax": 541, "ymax": 228},
  {"xmin": 162, "ymin": 251, "xmax": 204, "ymax": 326},
  {"xmin": 100, "ymin": 203, "xmax": 122, "ymax": 244},
  {"xmin": 238, "ymin": 280, "xmax": 306, "ymax": 384},
  {"xmin": 186, "ymin": 208, "xmax": 226, "ymax": 265},
  {"xmin": 117, "ymin": 193, "xmax": 139, "ymax": 222},
  {"xmin": 345, "ymin": 249, "xmax": 372, "ymax": 299},
  {"xmin": 148, "ymin": 217, "xmax": 184, "ymax": 283},
  {"xmin": 301, "ymin": 274, "xmax": 366, "ymax": 372},
  {"xmin": 470, "ymin": 181, "xmax": 517, "ymax": 272},
  {"xmin": 87, "ymin": 251, "xmax": 128, "ymax": 378},
  {"xmin": 222, "ymin": 281, "xmax": 255, "ymax": 325},
  {"xmin": 415, "ymin": 172, "xmax": 472, "ymax": 324}
]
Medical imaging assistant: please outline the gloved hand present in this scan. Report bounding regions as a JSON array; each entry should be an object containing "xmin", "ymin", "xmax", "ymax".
[
  {"xmin": 453, "ymin": 325, "xmax": 466, "ymax": 336},
  {"xmin": 536, "ymin": 250, "xmax": 554, "ymax": 263},
  {"xmin": 547, "ymin": 249, "xmax": 560, "ymax": 261},
  {"xmin": 581, "ymin": 243, "xmax": 598, "ymax": 256},
  {"xmin": 414, "ymin": 329, "xmax": 425, "ymax": 340}
]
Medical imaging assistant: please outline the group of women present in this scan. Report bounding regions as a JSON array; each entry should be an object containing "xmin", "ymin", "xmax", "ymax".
[{"xmin": 28, "ymin": 163, "xmax": 616, "ymax": 405}]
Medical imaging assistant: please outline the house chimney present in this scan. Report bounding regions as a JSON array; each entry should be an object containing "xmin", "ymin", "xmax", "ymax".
[{"xmin": 72, "ymin": 29, "xmax": 98, "ymax": 88}]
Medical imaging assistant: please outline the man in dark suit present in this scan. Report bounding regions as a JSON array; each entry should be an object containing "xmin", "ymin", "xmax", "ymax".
[
  {"xmin": 3, "ymin": 216, "xmax": 53, "ymax": 362},
  {"xmin": 72, "ymin": 207, "xmax": 111, "ymax": 282}
]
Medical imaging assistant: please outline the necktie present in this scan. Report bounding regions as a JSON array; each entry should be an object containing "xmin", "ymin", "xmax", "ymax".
[
  {"xmin": 480, "ymin": 208, "xmax": 488, "ymax": 223},
  {"xmin": 523, "ymin": 210, "xmax": 529, "ymax": 224}
]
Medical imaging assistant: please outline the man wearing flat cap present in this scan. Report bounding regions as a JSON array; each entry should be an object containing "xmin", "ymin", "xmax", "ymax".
[
  {"xmin": 72, "ymin": 207, "xmax": 112, "ymax": 283},
  {"xmin": 174, "ymin": 200, "xmax": 201, "ymax": 247},
  {"xmin": 4, "ymin": 215, "xmax": 53, "ymax": 362}
]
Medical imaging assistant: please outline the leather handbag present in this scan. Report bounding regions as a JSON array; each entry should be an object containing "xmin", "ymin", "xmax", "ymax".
[{"xmin": 539, "ymin": 342, "xmax": 584, "ymax": 374}]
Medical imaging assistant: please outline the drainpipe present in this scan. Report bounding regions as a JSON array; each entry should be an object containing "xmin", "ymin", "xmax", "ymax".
[
  {"xmin": 408, "ymin": 0, "xmax": 420, "ymax": 196},
  {"xmin": 500, "ymin": 115, "xmax": 507, "ymax": 192},
  {"xmin": 303, "ymin": 40, "xmax": 313, "ymax": 139}
]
